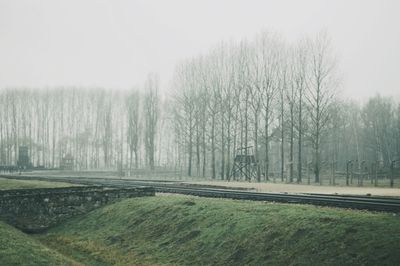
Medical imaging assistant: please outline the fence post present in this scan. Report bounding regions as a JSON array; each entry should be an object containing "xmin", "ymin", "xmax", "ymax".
[
  {"xmin": 360, "ymin": 161, "xmax": 366, "ymax": 187},
  {"xmin": 346, "ymin": 160, "xmax": 352, "ymax": 186},
  {"xmin": 350, "ymin": 162, "xmax": 354, "ymax": 185},
  {"xmin": 370, "ymin": 162, "xmax": 373, "ymax": 184},
  {"xmin": 390, "ymin": 160, "xmax": 396, "ymax": 188}
]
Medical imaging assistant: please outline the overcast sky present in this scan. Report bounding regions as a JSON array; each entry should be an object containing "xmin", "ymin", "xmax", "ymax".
[{"xmin": 1, "ymin": 0, "xmax": 399, "ymax": 100}]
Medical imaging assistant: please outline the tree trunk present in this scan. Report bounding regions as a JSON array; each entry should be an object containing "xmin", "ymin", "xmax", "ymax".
[
  {"xmin": 264, "ymin": 111, "xmax": 269, "ymax": 181},
  {"xmin": 289, "ymin": 103, "xmax": 294, "ymax": 182},
  {"xmin": 297, "ymin": 91, "xmax": 303, "ymax": 183},
  {"xmin": 211, "ymin": 114, "xmax": 216, "ymax": 179},
  {"xmin": 188, "ymin": 116, "xmax": 193, "ymax": 177},
  {"xmin": 221, "ymin": 114, "xmax": 225, "ymax": 180}
]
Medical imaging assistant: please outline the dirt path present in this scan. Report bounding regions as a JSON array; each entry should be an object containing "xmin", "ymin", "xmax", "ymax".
[{"xmin": 185, "ymin": 181, "xmax": 400, "ymax": 197}]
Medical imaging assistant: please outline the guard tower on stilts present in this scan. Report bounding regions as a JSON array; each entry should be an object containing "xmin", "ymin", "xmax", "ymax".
[{"xmin": 229, "ymin": 146, "xmax": 258, "ymax": 181}]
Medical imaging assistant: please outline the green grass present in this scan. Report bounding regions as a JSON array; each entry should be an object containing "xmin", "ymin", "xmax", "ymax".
[
  {"xmin": 0, "ymin": 221, "xmax": 80, "ymax": 265},
  {"xmin": 37, "ymin": 195, "xmax": 400, "ymax": 266},
  {"xmin": 0, "ymin": 177, "xmax": 77, "ymax": 190}
]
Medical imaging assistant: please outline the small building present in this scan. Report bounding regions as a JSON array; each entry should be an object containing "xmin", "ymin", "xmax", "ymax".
[
  {"xmin": 60, "ymin": 154, "xmax": 74, "ymax": 171},
  {"xmin": 17, "ymin": 146, "xmax": 32, "ymax": 170}
]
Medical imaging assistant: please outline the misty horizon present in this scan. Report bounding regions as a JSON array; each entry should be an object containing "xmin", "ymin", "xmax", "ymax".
[{"xmin": 1, "ymin": 0, "xmax": 400, "ymax": 101}]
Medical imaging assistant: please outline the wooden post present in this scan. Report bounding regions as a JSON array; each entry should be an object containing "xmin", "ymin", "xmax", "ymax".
[
  {"xmin": 360, "ymin": 161, "xmax": 365, "ymax": 187},
  {"xmin": 332, "ymin": 161, "xmax": 336, "ymax": 186},
  {"xmin": 374, "ymin": 162, "xmax": 378, "ymax": 187},
  {"xmin": 390, "ymin": 160, "xmax": 396, "ymax": 188},
  {"xmin": 350, "ymin": 162, "xmax": 354, "ymax": 185},
  {"xmin": 370, "ymin": 162, "xmax": 373, "ymax": 185},
  {"xmin": 346, "ymin": 160, "xmax": 352, "ymax": 186}
]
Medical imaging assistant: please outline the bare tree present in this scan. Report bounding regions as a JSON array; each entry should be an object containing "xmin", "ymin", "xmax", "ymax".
[
  {"xmin": 144, "ymin": 74, "xmax": 160, "ymax": 170},
  {"xmin": 126, "ymin": 89, "xmax": 141, "ymax": 173},
  {"xmin": 258, "ymin": 33, "xmax": 282, "ymax": 182},
  {"xmin": 305, "ymin": 32, "xmax": 338, "ymax": 183}
]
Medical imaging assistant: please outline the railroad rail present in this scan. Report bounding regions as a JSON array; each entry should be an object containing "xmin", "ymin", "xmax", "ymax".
[{"xmin": 1, "ymin": 174, "xmax": 400, "ymax": 213}]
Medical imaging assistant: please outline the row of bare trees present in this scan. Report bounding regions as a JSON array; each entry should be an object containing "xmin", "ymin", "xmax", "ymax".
[
  {"xmin": 170, "ymin": 31, "xmax": 400, "ymax": 183},
  {"xmin": 0, "ymin": 75, "xmax": 161, "ymax": 174}
]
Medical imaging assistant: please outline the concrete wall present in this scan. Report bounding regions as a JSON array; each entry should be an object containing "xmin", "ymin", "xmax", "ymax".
[{"xmin": 0, "ymin": 186, "xmax": 155, "ymax": 232}]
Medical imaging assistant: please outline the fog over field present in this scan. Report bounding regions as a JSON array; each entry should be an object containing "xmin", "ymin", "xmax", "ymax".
[{"xmin": 0, "ymin": 1, "xmax": 399, "ymax": 185}]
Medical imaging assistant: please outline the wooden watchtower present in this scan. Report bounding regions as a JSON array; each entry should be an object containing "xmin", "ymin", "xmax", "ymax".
[
  {"xmin": 60, "ymin": 154, "xmax": 74, "ymax": 171},
  {"xmin": 229, "ymin": 146, "xmax": 258, "ymax": 181},
  {"xmin": 17, "ymin": 146, "xmax": 32, "ymax": 170}
]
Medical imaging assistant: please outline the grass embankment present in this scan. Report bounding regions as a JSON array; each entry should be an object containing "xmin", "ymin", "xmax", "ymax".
[
  {"xmin": 0, "ymin": 177, "xmax": 77, "ymax": 190},
  {"xmin": 0, "ymin": 221, "xmax": 80, "ymax": 265},
  {"xmin": 38, "ymin": 195, "xmax": 400, "ymax": 265}
]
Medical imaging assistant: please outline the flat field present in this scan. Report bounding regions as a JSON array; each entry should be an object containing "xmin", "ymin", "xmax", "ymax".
[{"xmin": 0, "ymin": 177, "xmax": 78, "ymax": 190}]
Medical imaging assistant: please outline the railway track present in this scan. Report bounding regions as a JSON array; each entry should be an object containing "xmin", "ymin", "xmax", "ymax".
[{"xmin": 2, "ymin": 174, "xmax": 400, "ymax": 213}]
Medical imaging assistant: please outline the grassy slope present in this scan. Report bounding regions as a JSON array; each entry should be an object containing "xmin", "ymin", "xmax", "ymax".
[
  {"xmin": 37, "ymin": 195, "xmax": 400, "ymax": 266},
  {"xmin": 0, "ymin": 177, "xmax": 77, "ymax": 190},
  {"xmin": 0, "ymin": 221, "xmax": 80, "ymax": 265}
]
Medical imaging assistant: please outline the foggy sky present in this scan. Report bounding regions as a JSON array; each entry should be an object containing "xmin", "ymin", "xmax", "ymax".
[{"xmin": 1, "ymin": 0, "xmax": 399, "ymax": 100}]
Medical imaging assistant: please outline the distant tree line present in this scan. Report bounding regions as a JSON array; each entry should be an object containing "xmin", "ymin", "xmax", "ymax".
[
  {"xmin": 0, "ymin": 74, "xmax": 164, "ymax": 175},
  {"xmin": 0, "ymin": 31, "xmax": 399, "ymax": 183}
]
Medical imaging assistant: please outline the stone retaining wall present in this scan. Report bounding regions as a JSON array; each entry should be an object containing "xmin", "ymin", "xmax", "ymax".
[{"xmin": 0, "ymin": 186, "xmax": 155, "ymax": 232}]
